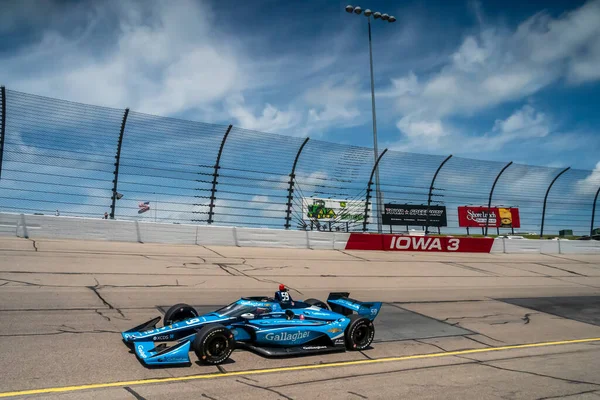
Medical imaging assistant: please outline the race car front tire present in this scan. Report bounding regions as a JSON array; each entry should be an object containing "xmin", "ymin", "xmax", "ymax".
[
  {"xmin": 193, "ymin": 324, "xmax": 235, "ymax": 365},
  {"xmin": 163, "ymin": 303, "xmax": 199, "ymax": 326},
  {"xmin": 304, "ymin": 298, "xmax": 329, "ymax": 310},
  {"xmin": 344, "ymin": 314, "xmax": 374, "ymax": 351}
]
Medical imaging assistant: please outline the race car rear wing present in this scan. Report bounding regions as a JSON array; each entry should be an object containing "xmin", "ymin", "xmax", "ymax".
[{"xmin": 326, "ymin": 292, "xmax": 382, "ymax": 321}]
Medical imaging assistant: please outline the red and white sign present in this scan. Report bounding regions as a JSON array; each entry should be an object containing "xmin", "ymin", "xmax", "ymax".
[
  {"xmin": 345, "ymin": 234, "xmax": 494, "ymax": 253},
  {"xmin": 457, "ymin": 206, "xmax": 520, "ymax": 228}
]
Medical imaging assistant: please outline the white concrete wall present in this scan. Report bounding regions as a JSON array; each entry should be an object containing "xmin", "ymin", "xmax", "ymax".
[{"xmin": 1, "ymin": 212, "xmax": 599, "ymax": 254}]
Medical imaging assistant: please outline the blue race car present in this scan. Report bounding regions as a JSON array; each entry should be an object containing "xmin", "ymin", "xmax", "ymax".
[{"xmin": 121, "ymin": 287, "xmax": 382, "ymax": 366}]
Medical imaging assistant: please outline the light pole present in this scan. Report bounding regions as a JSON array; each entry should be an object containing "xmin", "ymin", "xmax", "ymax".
[{"xmin": 345, "ymin": 5, "xmax": 396, "ymax": 234}]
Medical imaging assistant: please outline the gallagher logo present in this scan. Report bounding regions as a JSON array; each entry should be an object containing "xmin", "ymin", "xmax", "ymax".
[
  {"xmin": 137, "ymin": 345, "xmax": 147, "ymax": 359},
  {"xmin": 265, "ymin": 331, "xmax": 310, "ymax": 342}
]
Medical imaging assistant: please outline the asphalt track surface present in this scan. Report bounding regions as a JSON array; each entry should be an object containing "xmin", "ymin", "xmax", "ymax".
[{"xmin": 1, "ymin": 237, "xmax": 600, "ymax": 399}]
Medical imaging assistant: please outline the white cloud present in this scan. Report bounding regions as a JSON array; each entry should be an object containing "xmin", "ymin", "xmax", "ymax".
[
  {"xmin": 3, "ymin": 0, "xmax": 246, "ymax": 116},
  {"xmin": 392, "ymin": 104, "xmax": 551, "ymax": 153},
  {"xmin": 222, "ymin": 78, "xmax": 365, "ymax": 137},
  {"xmin": 576, "ymin": 161, "xmax": 600, "ymax": 195},
  {"xmin": 389, "ymin": 0, "xmax": 600, "ymax": 119},
  {"xmin": 490, "ymin": 104, "xmax": 549, "ymax": 140},
  {"xmin": 225, "ymin": 94, "xmax": 302, "ymax": 133}
]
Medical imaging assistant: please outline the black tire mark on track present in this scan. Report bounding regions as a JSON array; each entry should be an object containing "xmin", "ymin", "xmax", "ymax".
[
  {"xmin": 462, "ymin": 335, "xmax": 492, "ymax": 347},
  {"xmin": 337, "ymin": 250, "xmax": 369, "ymax": 261},
  {"xmin": 536, "ymin": 389, "xmax": 600, "ymax": 400},
  {"xmin": 442, "ymin": 261, "xmax": 501, "ymax": 277},
  {"xmin": 124, "ymin": 386, "xmax": 147, "ymax": 400},
  {"xmin": 236, "ymin": 379, "xmax": 294, "ymax": 400},
  {"xmin": 202, "ymin": 246, "xmax": 226, "ymax": 258},
  {"xmin": 348, "ymin": 391, "xmax": 368, "ymax": 399},
  {"xmin": 535, "ymin": 263, "xmax": 587, "ymax": 276},
  {"xmin": 458, "ymin": 355, "xmax": 600, "ymax": 386}
]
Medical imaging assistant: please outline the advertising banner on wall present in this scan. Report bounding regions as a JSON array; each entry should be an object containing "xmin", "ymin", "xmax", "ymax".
[
  {"xmin": 344, "ymin": 233, "xmax": 495, "ymax": 253},
  {"xmin": 301, "ymin": 197, "xmax": 367, "ymax": 222},
  {"xmin": 457, "ymin": 206, "xmax": 521, "ymax": 228},
  {"xmin": 382, "ymin": 204, "xmax": 447, "ymax": 227}
]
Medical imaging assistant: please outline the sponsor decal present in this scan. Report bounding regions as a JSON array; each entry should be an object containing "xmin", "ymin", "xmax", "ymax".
[
  {"xmin": 334, "ymin": 339, "xmax": 344, "ymax": 345},
  {"xmin": 152, "ymin": 334, "xmax": 174, "ymax": 341},
  {"xmin": 308, "ymin": 311, "xmax": 330, "ymax": 317},
  {"xmin": 137, "ymin": 345, "xmax": 147, "ymax": 359},
  {"xmin": 265, "ymin": 331, "xmax": 310, "ymax": 342},
  {"xmin": 303, "ymin": 346, "xmax": 327, "ymax": 350},
  {"xmin": 143, "ymin": 325, "xmax": 171, "ymax": 335},
  {"xmin": 328, "ymin": 328, "xmax": 342, "ymax": 333}
]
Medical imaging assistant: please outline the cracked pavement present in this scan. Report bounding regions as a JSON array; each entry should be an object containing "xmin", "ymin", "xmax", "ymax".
[{"xmin": 0, "ymin": 237, "xmax": 599, "ymax": 399}]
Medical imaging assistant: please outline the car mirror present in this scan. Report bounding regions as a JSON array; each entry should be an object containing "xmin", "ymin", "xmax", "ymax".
[{"xmin": 241, "ymin": 313, "xmax": 255, "ymax": 320}]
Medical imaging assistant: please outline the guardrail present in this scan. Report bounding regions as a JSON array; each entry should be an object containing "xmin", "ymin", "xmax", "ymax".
[
  {"xmin": 0, "ymin": 86, "xmax": 599, "ymax": 238},
  {"xmin": 2, "ymin": 213, "xmax": 599, "ymax": 254}
]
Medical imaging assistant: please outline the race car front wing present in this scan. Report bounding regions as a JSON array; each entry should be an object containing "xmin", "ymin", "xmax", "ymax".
[{"xmin": 132, "ymin": 340, "xmax": 192, "ymax": 366}]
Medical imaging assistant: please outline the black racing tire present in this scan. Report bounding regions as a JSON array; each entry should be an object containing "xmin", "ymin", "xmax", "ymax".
[
  {"xmin": 163, "ymin": 303, "xmax": 199, "ymax": 326},
  {"xmin": 304, "ymin": 298, "xmax": 329, "ymax": 310},
  {"xmin": 344, "ymin": 314, "xmax": 375, "ymax": 351},
  {"xmin": 193, "ymin": 324, "xmax": 235, "ymax": 365}
]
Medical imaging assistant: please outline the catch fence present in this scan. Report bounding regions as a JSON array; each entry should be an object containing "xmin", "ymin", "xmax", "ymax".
[{"xmin": 1, "ymin": 86, "xmax": 599, "ymax": 238}]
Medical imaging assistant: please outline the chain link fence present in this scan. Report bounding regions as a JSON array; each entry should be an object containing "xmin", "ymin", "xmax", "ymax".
[{"xmin": 1, "ymin": 86, "xmax": 599, "ymax": 238}]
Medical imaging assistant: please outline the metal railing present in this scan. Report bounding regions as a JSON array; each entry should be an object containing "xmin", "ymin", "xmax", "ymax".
[{"xmin": 1, "ymin": 86, "xmax": 599, "ymax": 237}]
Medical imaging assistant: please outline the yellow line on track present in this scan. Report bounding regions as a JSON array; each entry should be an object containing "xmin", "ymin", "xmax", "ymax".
[{"xmin": 1, "ymin": 337, "xmax": 599, "ymax": 398}]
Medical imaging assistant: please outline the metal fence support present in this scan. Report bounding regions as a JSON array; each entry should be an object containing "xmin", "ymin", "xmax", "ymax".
[
  {"xmin": 109, "ymin": 108, "xmax": 129, "ymax": 219},
  {"xmin": 0, "ymin": 86, "xmax": 6, "ymax": 180},
  {"xmin": 208, "ymin": 124, "xmax": 233, "ymax": 224},
  {"xmin": 284, "ymin": 137, "xmax": 310, "ymax": 229},
  {"xmin": 540, "ymin": 166, "xmax": 570, "ymax": 238},
  {"xmin": 363, "ymin": 148, "xmax": 388, "ymax": 232},
  {"xmin": 484, "ymin": 161, "xmax": 513, "ymax": 236},
  {"xmin": 424, "ymin": 154, "xmax": 452, "ymax": 235},
  {"xmin": 591, "ymin": 186, "xmax": 600, "ymax": 237}
]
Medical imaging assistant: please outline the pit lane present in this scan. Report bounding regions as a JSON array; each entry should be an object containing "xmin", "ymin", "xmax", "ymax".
[{"xmin": 1, "ymin": 237, "xmax": 600, "ymax": 399}]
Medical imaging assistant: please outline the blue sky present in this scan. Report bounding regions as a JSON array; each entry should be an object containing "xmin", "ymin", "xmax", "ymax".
[
  {"xmin": 2, "ymin": 0, "xmax": 599, "ymax": 169},
  {"xmin": 1, "ymin": 0, "xmax": 600, "ymax": 234}
]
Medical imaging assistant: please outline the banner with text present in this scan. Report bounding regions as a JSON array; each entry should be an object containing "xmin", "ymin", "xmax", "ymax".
[
  {"xmin": 382, "ymin": 204, "xmax": 447, "ymax": 227},
  {"xmin": 345, "ymin": 233, "xmax": 495, "ymax": 253},
  {"xmin": 457, "ymin": 206, "xmax": 521, "ymax": 228}
]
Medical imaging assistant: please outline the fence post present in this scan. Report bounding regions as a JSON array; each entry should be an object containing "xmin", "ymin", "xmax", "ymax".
[
  {"xmin": 110, "ymin": 108, "xmax": 129, "ymax": 219},
  {"xmin": 363, "ymin": 148, "xmax": 388, "ymax": 232},
  {"xmin": 424, "ymin": 154, "xmax": 452, "ymax": 235},
  {"xmin": 540, "ymin": 166, "xmax": 570, "ymax": 238},
  {"xmin": 0, "ymin": 86, "xmax": 6, "ymax": 180},
  {"xmin": 208, "ymin": 124, "xmax": 233, "ymax": 224},
  {"xmin": 484, "ymin": 161, "xmax": 512, "ymax": 236},
  {"xmin": 284, "ymin": 137, "xmax": 310, "ymax": 229},
  {"xmin": 591, "ymin": 186, "xmax": 600, "ymax": 237}
]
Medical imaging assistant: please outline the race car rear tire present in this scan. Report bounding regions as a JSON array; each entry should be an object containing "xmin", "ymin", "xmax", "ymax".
[
  {"xmin": 304, "ymin": 298, "xmax": 329, "ymax": 310},
  {"xmin": 344, "ymin": 314, "xmax": 374, "ymax": 351},
  {"xmin": 193, "ymin": 324, "xmax": 235, "ymax": 365},
  {"xmin": 163, "ymin": 303, "xmax": 199, "ymax": 326}
]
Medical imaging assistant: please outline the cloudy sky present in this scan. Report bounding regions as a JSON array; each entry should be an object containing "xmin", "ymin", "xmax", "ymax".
[{"xmin": 1, "ymin": 0, "xmax": 599, "ymax": 170}]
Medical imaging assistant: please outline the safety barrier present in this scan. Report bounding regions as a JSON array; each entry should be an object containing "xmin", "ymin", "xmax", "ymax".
[{"xmin": 1, "ymin": 212, "xmax": 599, "ymax": 254}]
